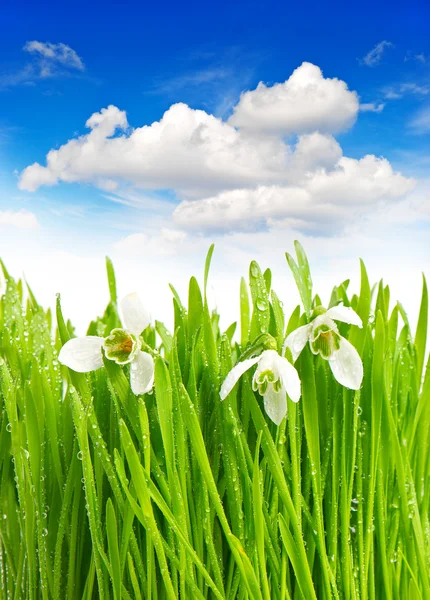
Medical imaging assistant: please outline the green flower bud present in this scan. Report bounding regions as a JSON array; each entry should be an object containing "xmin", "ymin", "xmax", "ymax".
[
  {"xmin": 103, "ymin": 328, "xmax": 140, "ymax": 365},
  {"xmin": 310, "ymin": 305, "xmax": 327, "ymax": 320},
  {"xmin": 310, "ymin": 323, "xmax": 340, "ymax": 359}
]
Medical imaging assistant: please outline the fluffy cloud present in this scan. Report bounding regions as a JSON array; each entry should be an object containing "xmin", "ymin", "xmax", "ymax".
[
  {"xmin": 18, "ymin": 63, "xmax": 360, "ymax": 195},
  {"xmin": 0, "ymin": 209, "xmax": 39, "ymax": 229},
  {"xmin": 229, "ymin": 63, "xmax": 359, "ymax": 135},
  {"xmin": 361, "ymin": 41, "xmax": 393, "ymax": 67},
  {"xmin": 173, "ymin": 156, "xmax": 414, "ymax": 233},
  {"xmin": 19, "ymin": 103, "xmax": 289, "ymax": 195},
  {"xmin": 18, "ymin": 61, "xmax": 415, "ymax": 237}
]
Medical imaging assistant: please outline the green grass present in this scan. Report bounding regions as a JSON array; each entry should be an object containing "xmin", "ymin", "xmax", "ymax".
[{"xmin": 0, "ymin": 243, "xmax": 429, "ymax": 599}]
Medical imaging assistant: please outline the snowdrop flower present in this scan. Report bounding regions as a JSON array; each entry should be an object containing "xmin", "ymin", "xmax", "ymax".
[
  {"xmin": 220, "ymin": 349, "xmax": 301, "ymax": 425},
  {"xmin": 59, "ymin": 293, "xmax": 154, "ymax": 395},
  {"xmin": 284, "ymin": 304, "xmax": 363, "ymax": 390}
]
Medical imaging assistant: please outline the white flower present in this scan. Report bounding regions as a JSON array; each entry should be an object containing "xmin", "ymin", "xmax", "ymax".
[
  {"xmin": 220, "ymin": 349, "xmax": 301, "ymax": 425},
  {"xmin": 284, "ymin": 304, "xmax": 363, "ymax": 390},
  {"xmin": 58, "ymin": 293, "xmax": 154, "ymax": 395}
]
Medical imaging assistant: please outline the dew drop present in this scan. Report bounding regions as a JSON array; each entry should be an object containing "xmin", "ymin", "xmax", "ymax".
[
  {"xmin": 250, "ymin": 264, "xmax": 260, "ymax": 278},
  {"xmin": 256, "ymin": 299, "xmax": 268, "ymax": 311}
]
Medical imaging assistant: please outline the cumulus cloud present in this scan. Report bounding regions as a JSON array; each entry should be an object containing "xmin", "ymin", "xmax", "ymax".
[
  {"xmin": 18, "ymin": 114, "xmax": 350, "ymax": 198},
  {"xmin": 361, "ymin": 41, "xmax": 393, "ymax": 67},
  {"xmin": 173, "ymin": 156, "xmax": 414, "ymax": 234},
  {"xmin": 0, "ymin": 209, "xmax": 39, "ymax": 229},
  {"xmin": 19, "ymin": 102, "xmax": 289, "ymax": 194},
  {"xmin": 17, "ymin": 61, "xmax": 415, "ymax": 236},
  {"xmin": 229, "ymin": 63, "xmax": 359, "ymax": 135}
]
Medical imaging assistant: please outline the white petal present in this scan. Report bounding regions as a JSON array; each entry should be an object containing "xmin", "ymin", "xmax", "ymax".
[
  {"xmin": 328, "ymin": 337, "xmax": 363, "ymax": 390},
  {"xmin": 219, "ymin": 356, "xmax": 261, "ymax": 400},
  {"xmin": 121, "ymin": 293, "xmax": 151, "ymax": 336},
  {"xmin": 276, "ymin": 355, "xmax": 301, "ymax": 403},
  {"xmin": 254, "ymin": 349, "xmax": 278, "ymax": 375},
  {"xmin": 130, "ymin": 351, "xmax": 154, "ymax": 395},
  {"xmin": 311, "ymin": 313, "xmax": 338, "ymax": 332},
  {"xmin": 263, "ymin": 386, "xmax": 287, "ymax": 425},
  {"xmin": 58, "ymin": 337, "xmax": 104, "ymax": 372},
  {"xmin": 326, "ymin": 304, "xmax": 362, "ymax": 328},
  {"xmin": 283, "ymin": 324, "xmax": 312, "ymax": 362}
]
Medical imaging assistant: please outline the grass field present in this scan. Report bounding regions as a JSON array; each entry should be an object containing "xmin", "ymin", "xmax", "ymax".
[{"xmin": 0, "ymin": 242, "xmax": 428, "ymax": 599}]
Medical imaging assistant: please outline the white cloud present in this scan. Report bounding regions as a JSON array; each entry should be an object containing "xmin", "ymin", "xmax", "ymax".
[
  {"xmin": 18, "ymin": 102, "xmax": 290, "ymax": 195},
  {"xmin": 383, "ymin": 83, "xmax": 430, "ymax": 100},
  {"xmin": 359, "ymin": 102, "xmax": 385, "ymax": 113},
  {"xmin": 402, "ymin": 84, "xmax": 430, "ymax": 95},
  {"xmin": 18, "ymin": 63, "xmax": 361, "ymax": 196},
  {"xmin": 17, "ymin": 62, "xmax": 415, "ymax": 238},
  {"xmin": 361, "ymin": 41, "xmax": 393, "ymax": 67},
  {"xmin": 409, "ymin": 106, "xmax": 430, "ymax": 133},
  {"xmin": 404, "ymin": 51, "xmax": 429, "ymax": 64},
  {"xmin": 18, "ymin": 162, "xmax": 59, "ymax": 191},
  {"xmin": 1, "ymin": 197, "xmax": 428, "ymax": 337},
  {"xmin": 0, "ymin": 41, "xmax": 84, "ymax": 89},
  {"xmin": 114, "ymin": 228, "xmax": 187, "ymax": 257},
  {"xmin": 173, "ymin": 156, "xmax": 414, "ymax": 234},
  {"xmin": 23, "ymin": 41, "xmax": 85, "ymax": 73},
  {"xmin": 149, "ymin": 67, "xmax": 233, "ymax": 94},
  {"xmin": 229, "ymin": 62, "xmax": 359, "ymax": 135},
  {"xmin": 0, "ymin": 209, "xmax": 39, "ymax": 229}
]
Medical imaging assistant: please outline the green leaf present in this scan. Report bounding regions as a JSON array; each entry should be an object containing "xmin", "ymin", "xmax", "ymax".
[
  {"xmin": 106, "ymin": 256, "xmax": 118, "ymax": 305},
  {"xmin": 414, "ymin": 274, "xmax": 428, "ymax": 385},
  {"xmin": 240, "ymin": 277, "xmax": 250, "ymax": 347},
  {"xmin": 249, "ymin": 261, "xmax": 270, "ymax": 340},
  {"xmin": 188, "ymin": 276, "xmax": 204, "ymax": 342},
  {"xmin": 204, "ymin": 243, "xmax": 215, "ymax": 301},
  {"xmin": 285, "ymin": 240, "xmax": 313, "ymax": 317},
  {"xmin": 154, "ymin": 357, "xmax": 175, "ymax": 468},
  {"xmin": 106, "ymin": 499, "xmax": 121, "ymax": 600}
]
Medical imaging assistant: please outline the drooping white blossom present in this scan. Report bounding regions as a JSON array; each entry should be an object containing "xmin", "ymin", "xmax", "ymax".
[
  {"xmin": 220, "ymin": 349, "xmax": 301, "ymax": 425},
  {"xmin": 284, "ymin": 304, "xmax": 363, "ymax": 390},
  {"xmin": 59, "ymin": 293, "xmax": 154, "ymax": 395}
]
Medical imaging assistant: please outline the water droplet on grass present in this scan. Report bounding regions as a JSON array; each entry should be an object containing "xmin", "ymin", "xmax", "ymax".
[
  {"xmin": 256, "ymin": 300, "xmax": 268, "ymax": 311},
  {"xmin": 250, "ymin": 264, "xmax": 260, "ymax": 277}
]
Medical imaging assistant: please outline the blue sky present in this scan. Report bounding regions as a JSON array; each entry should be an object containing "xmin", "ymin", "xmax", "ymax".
[{"xmin": 1, "ymin": 0, "xmax": 429, "ymax": 329}]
